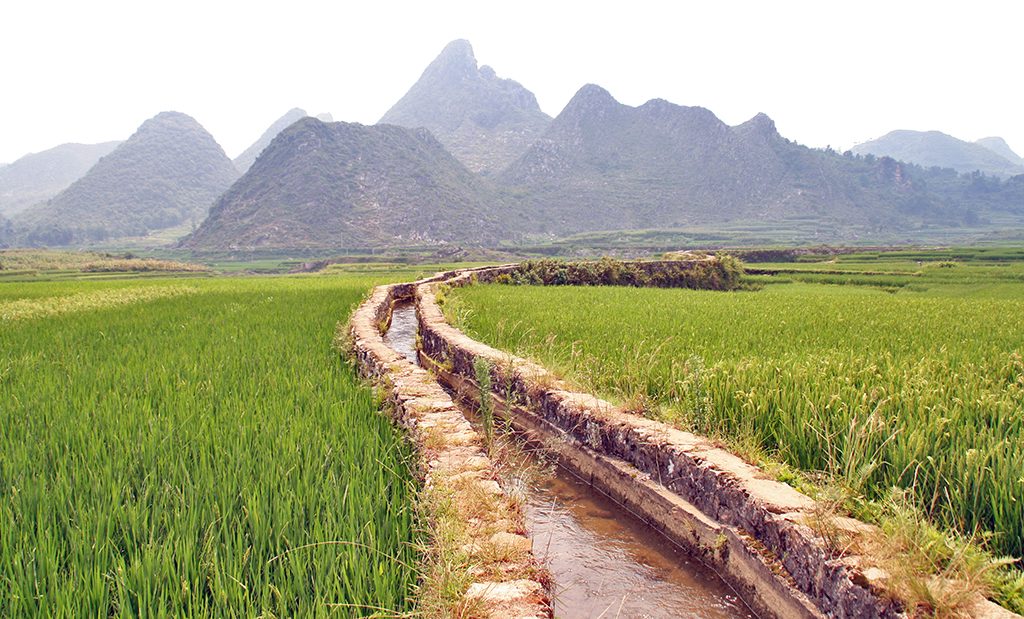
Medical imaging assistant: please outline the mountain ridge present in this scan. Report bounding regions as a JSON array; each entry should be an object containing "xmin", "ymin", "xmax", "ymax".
[
  {"xmin": 235, "ymin": 107, "xmax": 335, "ymax": 173},
  {"xmin": 234, "ymin": 108, "xmax": 314, "ymax": 174},
  {"xmin": 495, "ymin": 81, "xmax": 1007, "ymax": 236},
  {"xmin": 975, "ymin": 136, "xmax": 1024, "ymax": 167},
  {"xmin": 852, "ymin": 130, "xmax": 1024, "ymax": 177}
]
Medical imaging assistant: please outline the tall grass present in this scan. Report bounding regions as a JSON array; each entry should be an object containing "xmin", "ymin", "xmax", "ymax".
[
  {"xmin": 0, "ymin": 276, "xmax": 418, "ymax": 617},
  {"xmin": 451, "ymin": 280, "xmax": 1024, "ymax": 563}
]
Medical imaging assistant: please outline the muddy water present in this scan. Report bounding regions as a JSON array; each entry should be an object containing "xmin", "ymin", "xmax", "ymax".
[
  {"xmin": 524, "ymin": 461, "xmax": 752, "ymax": 618},
  {"xmin": 382, "ymin": 302, "xmax": 420, "ymax": 363},
  {"xmin": 383, "ymin": 302, "xmax": 754, "ymax": 619}
]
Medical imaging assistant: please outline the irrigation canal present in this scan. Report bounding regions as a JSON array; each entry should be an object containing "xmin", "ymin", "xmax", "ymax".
[{"xmin": 383, "ymin": 302, "xmax": 753, "ymax": 618}]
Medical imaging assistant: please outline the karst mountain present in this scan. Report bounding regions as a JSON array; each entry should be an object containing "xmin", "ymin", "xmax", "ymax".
[
  {"xmin": 498, "ymin": 85, "xmax": 979, "ymax": 236},
  {"xmin": 233, "ymin": 108, "xmax": 310, "ymax": 174},
  {"xmin": 0, "ymin": 141, "xmax": 120, "ymax": 217},
  {"xmin": 181, "ymin": 117, "xmax": 504, "ymax": 250},
  {"xmin": 14, "ymin": 112, "xmax": 238, "ymax": 246},
  {"xmin": 975, "ymin": 136, "xmax": 1024, "ymax": 167},
  {"xmin": 379, "ymin": 39, "xmax": 551, "ymax": 174},
  {"xmin": 233, "ymin": 108, "xmax": 334, "ymax": 174},
  {"xmin": 6, "ymin": 39, "xmax": 1024, "ymax": 250}
]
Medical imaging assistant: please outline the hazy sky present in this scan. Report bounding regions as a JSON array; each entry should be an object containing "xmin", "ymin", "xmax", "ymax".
[{"xmin": 1, "ymin": 0, "xmax": 1021, "ymax": 164}]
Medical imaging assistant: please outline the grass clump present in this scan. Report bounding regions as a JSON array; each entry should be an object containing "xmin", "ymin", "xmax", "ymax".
[{"xmin": 474, "ymin": 357, "xmax": 495, "ymax": 450}]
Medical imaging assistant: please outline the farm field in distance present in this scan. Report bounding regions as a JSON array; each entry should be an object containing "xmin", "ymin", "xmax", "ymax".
[
  {"xmin": 0, "ymin": 270, "xmax": 430, "ymax": 617},
  {"xmin": 447, "ymin": 248, "xmax": 1024, "ymax": 588}
]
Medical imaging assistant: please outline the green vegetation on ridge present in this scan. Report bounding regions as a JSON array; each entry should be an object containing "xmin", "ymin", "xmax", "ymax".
[{"xmin": 182, "ymin": 118, "xmax": 506, "ymax": 251}]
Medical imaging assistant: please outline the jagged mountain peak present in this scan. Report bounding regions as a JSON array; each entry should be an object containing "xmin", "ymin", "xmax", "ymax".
[
  {"xmin": 569, "ymin": 83, "xmax": 619, "ymax": 106},
  {"xmin": 432, "ymin": 38, "xmax": 476, "ymax": 67},
  {"xmin": 638, "ymin": 98, "xmax": 723, "ymax": 127},
  {"xmin": 735, "ymin": 112, "xmax": 780, "ymax": 140},
  {"xmin": 550, "ymin": 84, "xmax": 625, "ymax": 129},
  {"xmin": 551, "ymin": 86, "xmax": 729, "ymax": 141},
  {"xmin": 379, "ymin": 39, "xmax": 550, "ymax": 173}
]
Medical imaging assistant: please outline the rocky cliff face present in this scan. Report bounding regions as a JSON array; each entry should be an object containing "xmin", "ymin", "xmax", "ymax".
[
  {"xmin": 14, "ymin": 112, "xmax": 238, "ymax": 246},
  {"xmin": 379, "ymin": 39, "xmax": 551, "ymax": 174},
  {"xmin": 181, "ymin": 117, "xmax": 506, "ymax": 250}
]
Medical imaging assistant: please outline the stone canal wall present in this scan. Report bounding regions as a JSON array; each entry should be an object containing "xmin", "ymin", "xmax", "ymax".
[{"xmin": 349, "ymin": 279, "xmax": 551, "ymax": 619}]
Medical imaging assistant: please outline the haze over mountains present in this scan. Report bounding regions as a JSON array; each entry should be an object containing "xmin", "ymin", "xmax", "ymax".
[
  {"xmin": 498, "ymin": 85, "xmax": 940, "ymax": 235},
  {"xmin": 976, "ymin": 137, "xmax": 1024, "ymax": 167},
  {"xmin": 0, "ymin": 141, "xmax": 120, "ymax": 217},
  {"xmin": 853, "ymin": 130, "xmax": 1024, "ymax": 178},
  {"xmin": 14, "ymin": 112, "xmax": 238, "ymax": 246},
  {"xmin": 4, "ymin": 39, "xmax": 1023, "ymax": 251}
]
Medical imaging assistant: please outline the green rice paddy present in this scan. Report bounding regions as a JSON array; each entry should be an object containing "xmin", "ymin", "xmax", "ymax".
[
  {"xmin": 1, "ymin": 275, "xmax": 418, "ymax": 617},
  {"xmin": 448, "ymin": 252, "xmax": 1024, "ymax": 561}
]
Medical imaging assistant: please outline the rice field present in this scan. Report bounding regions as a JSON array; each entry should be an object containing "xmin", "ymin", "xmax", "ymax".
[
  {"xmin": 448, "ymin": 257, "xmax": 1024, "ymax": 562},
  {"xmin": 0, "ymin": 275, "xmax": 419, "ymax": 617}
]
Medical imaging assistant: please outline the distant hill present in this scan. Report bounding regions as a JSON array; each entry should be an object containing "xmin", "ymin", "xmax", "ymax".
[
  {"xmin": 851, "ymin": 130, "xmax": 1024, "ymax": 177},
  {"xmin": 975, "ymin": 136, "xmax": 1024, "ymax": 167},
  {"xmin": 380, "ymin": 39, "xmax": 551, "ymax": 174},
  {"xmin": 234, "ymin": 108, "xmax": 310, "ymax": 174},
  {"xmin": 0, "ymin": 141, "xmax": 120, "ymax": 217},
  {"xmin": 497, "ymin": 85, "xmax": 965, "ymax": 237},
  {"xmin": 181, "ymin": 117, "xmax": 505, "ymax": 251},
  {"xmin": 14, "ymin": 112, "xmax": 238, "ymax": 246}
]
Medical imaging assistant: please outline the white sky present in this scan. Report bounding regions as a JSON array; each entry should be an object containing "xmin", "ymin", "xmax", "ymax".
[{"xmin": 1, "ymin": 0, "xmax": 1021, "ymax": 164}]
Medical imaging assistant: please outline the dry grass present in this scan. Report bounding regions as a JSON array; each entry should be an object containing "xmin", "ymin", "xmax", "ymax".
[
  {"xmin": 0, "ymin": 284, "xmax": 197, "ymax": 321},
  {"xmin": 0, "ymin": 249, "xmax": 207, "ymax": 273}
]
